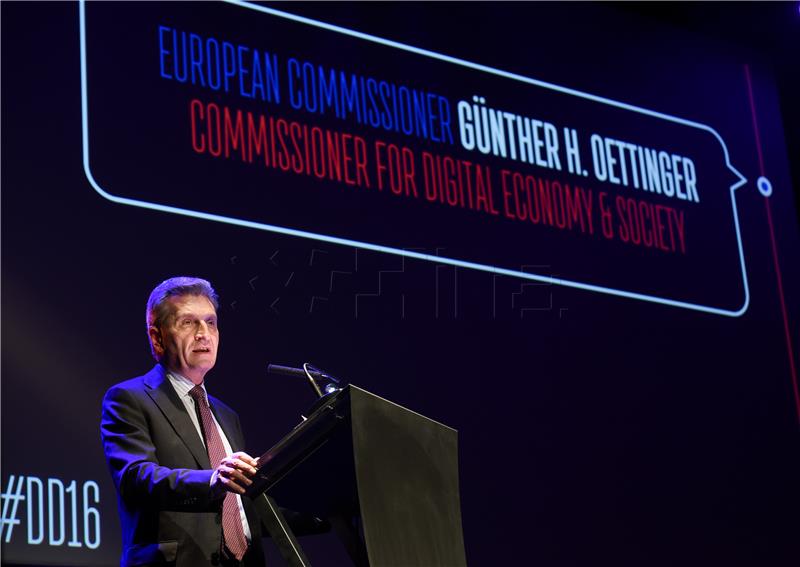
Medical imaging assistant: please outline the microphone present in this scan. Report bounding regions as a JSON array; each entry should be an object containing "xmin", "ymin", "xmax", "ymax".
[
  {"xmin": 267, "ymin": 364, "xmax": 339, "ymax": 384},
  {"xmin": 268, "ymin": 363, "xmax": 342, "ymax": 398}
]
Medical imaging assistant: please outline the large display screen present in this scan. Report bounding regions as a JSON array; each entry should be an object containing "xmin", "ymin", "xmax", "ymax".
[{"xmin": 3, "ymin": 2, "xmax": 799, "ymax": 565}]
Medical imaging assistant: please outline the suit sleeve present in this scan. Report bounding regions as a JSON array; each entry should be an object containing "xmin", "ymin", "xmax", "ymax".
[{"xmin": 101, "ymin": 384, "xmax": 220, "ymax": 511}]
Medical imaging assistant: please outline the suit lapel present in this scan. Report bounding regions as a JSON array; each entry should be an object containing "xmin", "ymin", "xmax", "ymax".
[
  {"xmin": 143, "ymin": 365, "xmax": 211, "ymax": 469},
  {"xmin": 209, "ymin": 398, "xmax": 242, "ymax": 452}
]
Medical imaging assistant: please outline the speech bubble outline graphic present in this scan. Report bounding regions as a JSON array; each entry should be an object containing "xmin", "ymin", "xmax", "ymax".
[{"xmin": 79, "ymin": 0, "xmax": 750, "ymax": 317}]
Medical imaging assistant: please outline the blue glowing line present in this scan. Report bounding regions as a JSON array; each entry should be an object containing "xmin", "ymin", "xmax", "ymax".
[{"xmin": 79, "ymin": 0, "xmax": 750, "ymax": 317}]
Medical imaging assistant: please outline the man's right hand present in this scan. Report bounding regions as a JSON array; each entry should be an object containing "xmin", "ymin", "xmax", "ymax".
[{"xmin": 210, "ymin": 452, "xmax": 259, "ymax": 497}]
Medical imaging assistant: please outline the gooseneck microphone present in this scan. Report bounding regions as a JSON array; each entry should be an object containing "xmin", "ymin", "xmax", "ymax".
[
  {"xmin": 267, "ymin": 364, "xmax": 339, "ymax": 383},
  {"xmin": 267, "ymin": 363, "xmax": 342, "ymax": 398}
]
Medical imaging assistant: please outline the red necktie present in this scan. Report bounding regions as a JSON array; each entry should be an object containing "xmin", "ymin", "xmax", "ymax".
[{"xmin": 189, "ymin": 385, "xmax": 249, "ymax": 560}]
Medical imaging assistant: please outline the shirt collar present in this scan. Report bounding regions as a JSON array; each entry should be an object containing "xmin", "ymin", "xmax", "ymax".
[{"xmin": 166, "ymin": 371, "xmax": 208, "ymax": 404}]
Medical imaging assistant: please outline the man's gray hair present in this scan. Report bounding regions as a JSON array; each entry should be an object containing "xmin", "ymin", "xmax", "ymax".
[{"xmin": 146, "ymin": 276, "xmax": 219, "ymax": 360}]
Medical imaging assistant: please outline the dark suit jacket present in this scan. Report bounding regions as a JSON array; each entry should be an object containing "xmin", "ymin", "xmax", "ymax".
[{"xmin": 101, "ymin": 364, "xmax": 266, "ymax": 567}]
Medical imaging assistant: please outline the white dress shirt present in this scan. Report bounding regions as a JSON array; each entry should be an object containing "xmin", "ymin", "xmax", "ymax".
[{"xmin": 167, "ymin": 371, "xmax": 252, "ymax": 542}]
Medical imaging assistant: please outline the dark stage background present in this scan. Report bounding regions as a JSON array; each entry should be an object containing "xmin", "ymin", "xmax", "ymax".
[{"xmin": 2, "ymin": 2, "xmax": 799, "ymax": 566}]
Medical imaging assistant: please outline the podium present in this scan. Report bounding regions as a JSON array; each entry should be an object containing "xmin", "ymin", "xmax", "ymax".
[{"xmin": 245, "ymin": 385, "xmax": 467, "ymax": 567}]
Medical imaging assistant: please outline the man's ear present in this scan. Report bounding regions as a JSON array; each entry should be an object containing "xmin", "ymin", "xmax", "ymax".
[{"xmin": 148, "ymin": 326, "xmax": 165, "ymax": 358}]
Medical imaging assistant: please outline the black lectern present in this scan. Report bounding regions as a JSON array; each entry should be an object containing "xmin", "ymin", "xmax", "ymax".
[{"xmin": 245, "ymin": 385, "xmax": 467, "ymax": 567}]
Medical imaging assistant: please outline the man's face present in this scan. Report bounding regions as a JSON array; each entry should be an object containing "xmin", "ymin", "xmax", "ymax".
[{"xmin": 150, "ymin": 294, "xmax": 219, "ymax": 384}]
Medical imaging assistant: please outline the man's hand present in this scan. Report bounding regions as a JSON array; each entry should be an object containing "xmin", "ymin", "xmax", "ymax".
[{"xmin": 210, "ymin": 452, "xmax": 259, "ymax": 497}]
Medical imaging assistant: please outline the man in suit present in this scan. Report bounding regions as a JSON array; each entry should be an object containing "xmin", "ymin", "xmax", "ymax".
[{"xmin": 101, "ymin": 276, "xmax": 266, "ymax": 567}]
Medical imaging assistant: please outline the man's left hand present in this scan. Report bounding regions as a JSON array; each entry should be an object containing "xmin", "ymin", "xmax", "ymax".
[{"xmin": 211, "ymin": 452, "xmax": 259, "ymax": 496}]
